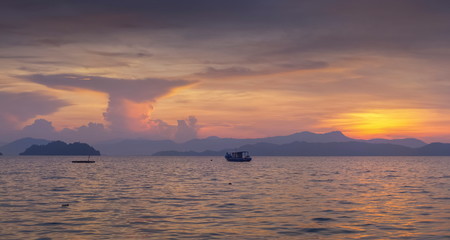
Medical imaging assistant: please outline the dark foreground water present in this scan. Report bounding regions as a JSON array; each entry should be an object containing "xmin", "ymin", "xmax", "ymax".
[{"xmin": 1, "ymin": 156, "xmax": 450, "ymax": 239}]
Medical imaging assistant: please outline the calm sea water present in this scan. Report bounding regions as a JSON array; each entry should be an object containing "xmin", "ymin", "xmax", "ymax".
[{"xmin": 1, "ymin": 156, "xmax": 450, "ymax": 239}]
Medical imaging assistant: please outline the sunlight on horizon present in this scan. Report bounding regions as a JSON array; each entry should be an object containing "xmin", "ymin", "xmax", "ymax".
[{"xmin": 323, "ymin": 109, "xmax": 428, "ymax": 139}]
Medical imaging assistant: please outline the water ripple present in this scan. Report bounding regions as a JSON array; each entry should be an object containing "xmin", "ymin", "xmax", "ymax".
[{"xmin": 1, "ymin": 156, "xmax": 450, "ymax": 239}]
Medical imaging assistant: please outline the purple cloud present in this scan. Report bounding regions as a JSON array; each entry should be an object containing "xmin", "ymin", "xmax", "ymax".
[
  {"xmin": 24, "ymin": 74, "xmax": 192, "ymax": 102},
  {"xmin": 0, "ymin": 91, "xmax": 69, "ymax": 131}
]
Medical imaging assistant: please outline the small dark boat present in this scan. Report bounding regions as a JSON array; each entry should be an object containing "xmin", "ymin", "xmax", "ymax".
[
  {"xmin": 225, "ymin": 151, "xmax": 252, "ymax": 162},
  {"xmin": 72, "ymin": 160, "xmax": 95, "ymax": 163},
  {"xmin": 72, "ymin": 156, "xmax": 95, "ymax": 163}
]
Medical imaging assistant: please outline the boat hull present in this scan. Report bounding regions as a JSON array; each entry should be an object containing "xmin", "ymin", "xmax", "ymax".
[
  {"xmin": 225, "ymin": 157, "xmax": 252, "ymax": 162},
  {"xmin": 72, "ymin": 160, "xmax": 95, "ymax": 163}
]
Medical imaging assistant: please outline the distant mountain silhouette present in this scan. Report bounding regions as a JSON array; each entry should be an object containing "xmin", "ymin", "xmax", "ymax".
[
  {"xmin": 261, "ymin": 131, "xmax": 353, "ymax": 144},
  {"xmin": 0, "ymin": 137, "xmax": 51, "ymax": 155},
  {"xmin": 94, "ymin": 131, "xmax": 427, "ymax": 155},
  {"xmin": 95, "ymin": 139, "xmax": 177, "ymax": 156},
  {"xmin": 20, "ymin": 141, "xmax": 100, "ymax": 156},
  {"xmin": 153, "ymin": 141, "xmax": 450, "ymax": 156},
  {"xmin": 416, "ymin": 143, "xmax": 450, "ymax": 156},
  {"xmin": 153, "ymin": 150, "xmax": 227, "ymax": 156},
  {"xmin": 234, "ymin": 141, "xmax": 414, "ymax": 156},
  {"xmin": 0, "ymin": 131, "xmax": 429, "ymax": 156},
  {"xmin": 365, "ymin": 138, "xmax": 426, "ymax": 148}
]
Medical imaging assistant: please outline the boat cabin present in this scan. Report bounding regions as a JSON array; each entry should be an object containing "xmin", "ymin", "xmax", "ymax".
[{"xmin": 225, "ymin": 151, "xmax": 252, "ymax": 162}]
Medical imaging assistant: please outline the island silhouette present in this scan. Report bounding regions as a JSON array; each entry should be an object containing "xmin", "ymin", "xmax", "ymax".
[{"xmin": 20, "ymin": 141, "xmax": 100, "ymax": 156}]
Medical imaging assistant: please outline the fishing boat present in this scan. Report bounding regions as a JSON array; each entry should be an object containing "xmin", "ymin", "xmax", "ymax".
[
  {"xmin": 72, "ymin": 155, "xmax": 95, "ymax": 163},
  {"xmin": 225, "ymin": 151, "xmax": 252, "ymax": 162}
]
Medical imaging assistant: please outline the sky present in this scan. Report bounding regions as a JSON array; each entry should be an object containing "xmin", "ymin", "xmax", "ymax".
[{"xmin": 1, "ymin": 0, "xmax": 450, "ymax": 143}]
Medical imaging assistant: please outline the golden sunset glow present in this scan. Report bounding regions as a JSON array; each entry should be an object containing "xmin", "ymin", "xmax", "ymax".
[
  {"xmin": 347, "ymin": 112, "xmax": 413, "ymax": 134},
  {"xmin": 323, "ymin": 109, "xmax": 431, "ymax": 139},
  {"xmin": 0, "ymin": 1, "xmax": 450, "ymax": 143}
]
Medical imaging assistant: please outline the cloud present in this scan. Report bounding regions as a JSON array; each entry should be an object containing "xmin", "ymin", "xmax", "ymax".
[
  {"xmin": 1, "ymin": 1, "xmax": 450, "ymax": 143},
  {"xmin": 25, "ymin": 74, "xmax": 191, "ymax": 102},
  {"xmin": 174, "ymin": 116, "xmax": 198, "ymax": 142},
  {"xmin": 1, "ymin": 1, "xmax": 448, "ymax": 70},
  {"xmin": 0, "ymin": 55, "xmax": 37, "ymax": 59},
  {"xmin": 23, "ymin": 74, "xmax": 194, "ymax": 134},
  {"xmin": 0, "ymin": 91, "xmax": 69, "ymax": 131},
  {"xmin": 103, "ymin": 98, "xmax": 154, "ymax": 133},
  {"xmin": 277, "ymin": 61, "xmax": 329, "ymax": 70},
  {"xmin": 35, "ymin": 38, "xmax": 73, "ymax": 47},
  {"xmin": 196, "ymin": 67, "xmax": 257, "ymax": 78},
  {"xmin": 21, "ymin": 119, "xmax": 56, "ymax": 139},
  {"xmin": 196, "ymin": 61, "xmax": 329, "ymax": 78},
  {"xmin": 1, "ymin": 0, "xmax": 448, "ymax": 52},
  {"xmin": 21, "ymin": 120, "xmax": 113, "ymax": 143},
  {"xmin": 86, "ymin": 50, "xmax": 153, "ymax": 58},
  {"xmin": 17, "ymin": 119, "xmax": 109, "ymax": 142},
  {"xmin": 14, "ymin": 117, "xmax": 200, "ymax": 143},
  {"xmin": 59, "ymin": 122, "xmax": 110, "ymax": 143}
]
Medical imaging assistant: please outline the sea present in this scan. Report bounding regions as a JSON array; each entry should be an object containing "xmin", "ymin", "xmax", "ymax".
[{"xmin": 1, "ymin": 156, "xmax": 450, "ymax": 239}]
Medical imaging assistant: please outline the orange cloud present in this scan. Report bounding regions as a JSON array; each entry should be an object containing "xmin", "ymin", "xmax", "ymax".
[
  {"xmin": 118, "ymin": 99, "xmax": 154, "ymax": 132},
  {"xmin": 23, "ymin": 74, "xmax": 194, "ymax": 134}
]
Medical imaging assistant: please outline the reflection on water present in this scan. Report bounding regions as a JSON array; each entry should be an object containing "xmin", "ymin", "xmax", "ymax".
[{"xmin": 1, "ymin": 156, "xmax": 450, "ymax": 239}]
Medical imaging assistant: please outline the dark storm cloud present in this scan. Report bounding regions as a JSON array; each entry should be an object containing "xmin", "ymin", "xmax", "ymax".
[{"xmin": 1, "ymin": 0, "xmax": 449, "ymax": 54}]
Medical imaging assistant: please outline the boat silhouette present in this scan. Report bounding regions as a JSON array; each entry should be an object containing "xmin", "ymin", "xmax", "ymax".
[
  {"xmin": 225, "ymin": 151, "xmax": 252, "ymax": 162},
  {"xmin": 72, "ymin": 155, "xmax": 95, "ymax": 163}
]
